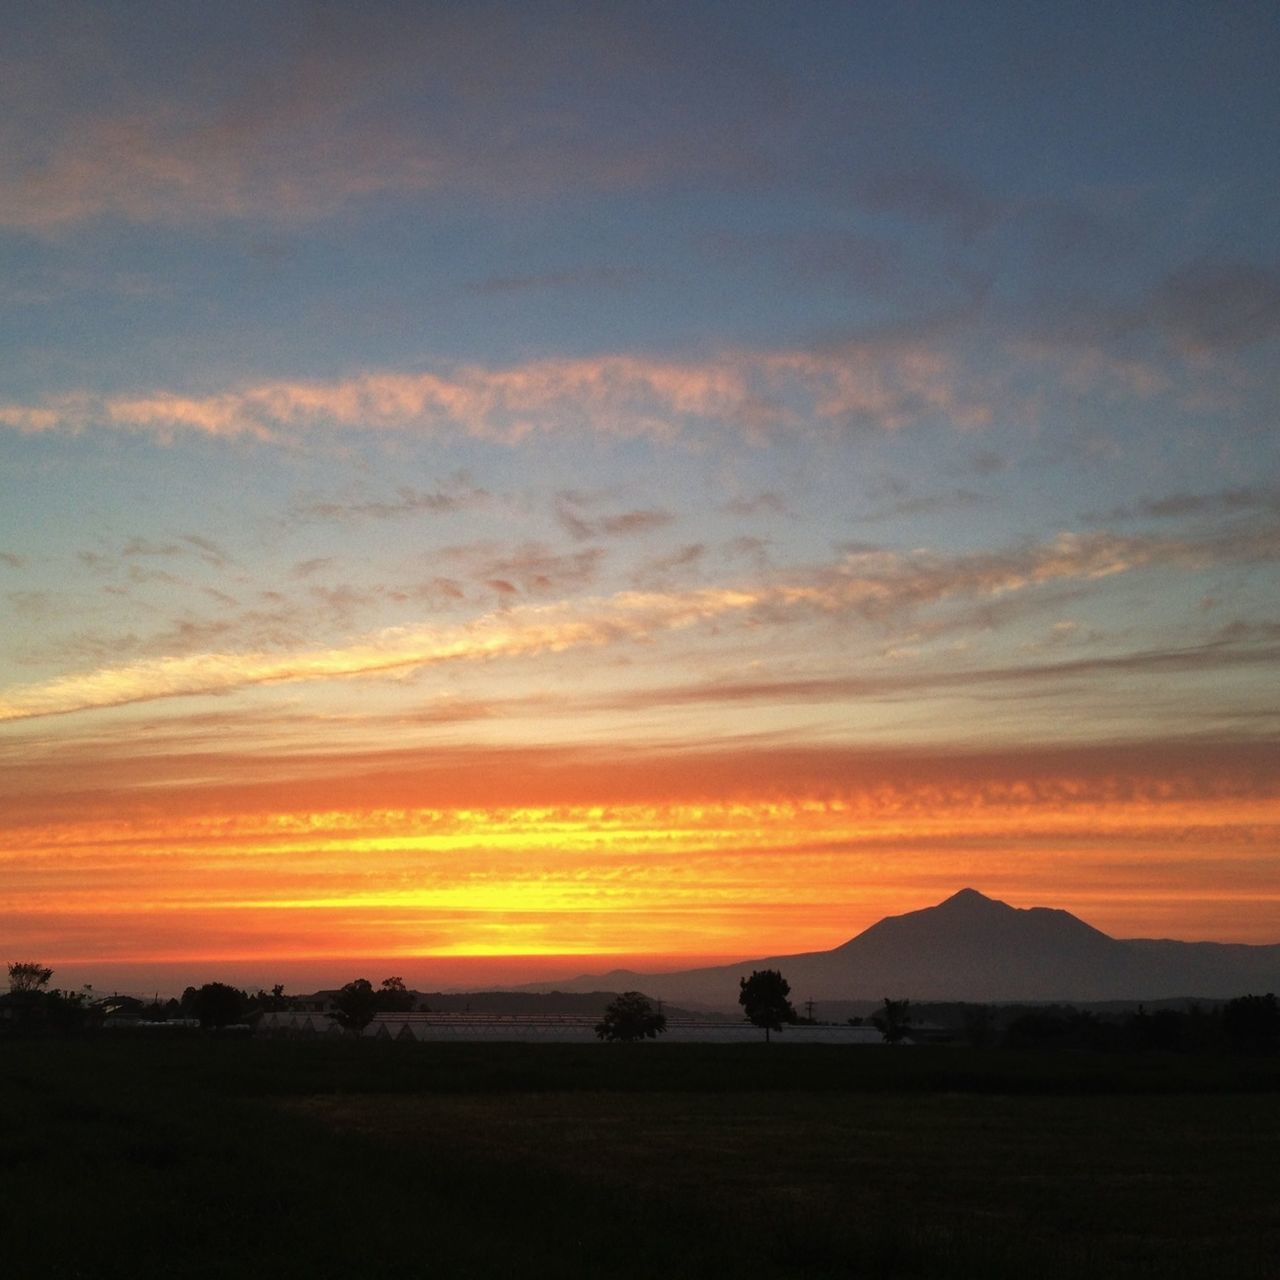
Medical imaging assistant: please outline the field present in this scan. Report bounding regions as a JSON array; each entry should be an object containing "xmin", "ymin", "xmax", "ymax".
[{"xmin": 3, "ymin": 1037, "xmax": 1278, "ymax": 1278}]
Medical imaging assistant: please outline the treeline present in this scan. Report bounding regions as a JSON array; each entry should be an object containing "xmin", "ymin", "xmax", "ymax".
[
  {"xmin": 0, "ymin": 964, "xmax": 418, "ymax": 1036},
  {"xmin": 5, "ymin": 960, "xmax": 1278, "ymax": 1054},
  {"xmin": 869, "ymin": 995, "xmax": 1280, "ymax": 1054}
]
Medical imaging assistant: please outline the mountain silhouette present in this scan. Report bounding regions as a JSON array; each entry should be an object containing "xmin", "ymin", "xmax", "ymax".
[{"xmin": 519, "ymin": 888, "xmax": 1280, "ymax": 1006}]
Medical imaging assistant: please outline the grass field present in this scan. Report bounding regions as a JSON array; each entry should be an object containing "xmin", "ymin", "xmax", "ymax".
[{"xmin": 3, "ymin": 1037, "xmax": 1278, "ymax": 1278}]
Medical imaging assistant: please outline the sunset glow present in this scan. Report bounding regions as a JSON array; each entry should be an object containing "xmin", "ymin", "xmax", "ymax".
[{"xmin": 2, "ymin": 4, "xmax": 1277, "ymax": 992}]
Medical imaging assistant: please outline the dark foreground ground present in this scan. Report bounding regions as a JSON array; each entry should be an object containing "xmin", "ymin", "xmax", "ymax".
[{"xmin": 2, "ymin": 1037, "xmax": 1278, "ymax": 1278}]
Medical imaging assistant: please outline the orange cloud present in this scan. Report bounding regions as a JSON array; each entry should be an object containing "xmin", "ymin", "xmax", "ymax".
[
  {"xmin": 0, "ymin": 342, "xmax": 995, "ymax": 443},
  {"xmin": 4, "ymin": 732, "xmax": 1277, "ymax": 973},
  {"xmin": 4, "ymin": 763, "xmax": 1277, "ymax": 964}
]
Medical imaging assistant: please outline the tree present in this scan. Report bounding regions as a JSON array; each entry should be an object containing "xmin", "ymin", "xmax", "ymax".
[
  {"xmin": 255, "ymin": 984, "xmax": 291, "ymax": 1013},
  {"xmin": 3, "ymin": 962, "xmax": 86, "ymax": 1034},
  {"xmin": 738, "ymin": 969, "xmax": 795, "ymax": 1042},
  {"xmin": 376, "ymin": 976, "xmax": 414, "ymax": 1013},
  {"xmin": 333, "ymin": 978, "xmax": 379, "ymax": 1033},
  {"xmin": 1222, "ymin": 993, "xmax": 1280, "ymax": 1053},
  {"xmin": 184, "ymin": 982, "xmax": 248, "ymax": 1028},
  {"xmin": 872, "ymin": 997, "xmax": 912, "ymax": 1045},
  {"xmin": 42, "ymin": 987, "xmax": 88, "ymax": 1032},
  {"xmin": 595, "ymin": 991, "xmax": 667, "ymax": 1041},
  {"xmin": 8, "ymin": 962, "xmax": 53, "ymax": 994},
  {"xmin": 962, "ymin": 1003, "xmax": 995, "ymax": 1049}
]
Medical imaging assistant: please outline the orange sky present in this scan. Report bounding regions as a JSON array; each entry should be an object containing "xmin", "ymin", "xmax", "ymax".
[{"xmin": 5, "ymin": 729, "xmax": 1277, "ymax": 993}]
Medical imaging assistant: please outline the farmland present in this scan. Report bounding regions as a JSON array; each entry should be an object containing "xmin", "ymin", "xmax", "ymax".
[{"xmin": 3, "ymin": 1037, "xmax": 1278, "ymax": 1278}]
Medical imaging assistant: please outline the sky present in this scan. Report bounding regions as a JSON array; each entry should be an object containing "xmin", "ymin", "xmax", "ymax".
[{"xmin": 2, "ymin": 1, "xmax": 1278, "ymax": 994}]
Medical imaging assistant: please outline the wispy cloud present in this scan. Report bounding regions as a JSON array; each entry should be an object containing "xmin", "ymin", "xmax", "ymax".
[
  {"xmin": 853, "ymin": 163, "xmax": 999, "ymax": 239},
  {"xmin": 1151, "ymin": 262, "xmax": 1280, "ymax": 354},
  {"xmin": 631, "ymin": 544, "xmax": 707, "ymax": 588},
  {"xmin": 4, "ymin": 728, "xmax": 1275, "ymax": 831},
  {"xmin": 0, "ymin": 341, "xmax": 996, "ymax": 444},
  {"xmin": 1103, "ymin": 486, "xmax": 1280, "ymax": 522},
  {"xmin": 593, "ymin": 633, "xmax": 1280, "ymax": 714},
  {"xmin": 4, "ymin": 520, "xmax": 1276, "ymax": 722},
  {"xmin": 1005, "ymin": 256, "xmax": 1280, "ymax": 393},
  {"xmin": 437, "ymin": 541, "xmax": 606, "ymax": 597},
  {"xmin": 702, "ymin": 228, "xmax": 906, "ymax": 294},
  {"xmin": 852, "ymin": 486, "xmax": 989, "ymax": 523},
  {"xmin": 722, "ymin": 491, "xmax": 789, "ymax": 518},
  {"xmin": 291, "ymin": 557, "xmax": 335, "ymax": 580},
  {"xmin": 0, "ymin": 5, "xmax": 809, "ymax": 232},
  {"xmin": 0, "ymin": 587, "xmax": 750, "ymax": 721},
  {"xmin": 555, "ymin": 493, "xmax": 676, "ymax": 540},
  {"xmin": 291, "ymin": 475, "xmax": 490, "ymax": 523},
  {"xmin": 64, "ymin": 533, "xmax": 235, "ymax": 585}
]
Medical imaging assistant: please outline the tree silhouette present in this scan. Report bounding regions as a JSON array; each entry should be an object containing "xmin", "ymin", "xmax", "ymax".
[
  {"xmin": 872, "ymin": 997, "xmax": 912, "ymax": 1044},
  {"xmin": 595, "ymin": 991, "xmax": 667, "ymax": 1041},
  {"xmin": 738, "ymin": 969, "xmax": 795, "ymax": 1041},
  {"xmin": 376, "ymin": 976, "xmax": 414, "ymax": 1013},
  {"xmin": 333, "ymin": 978, "xmax": 380, "ymax": 1033},
  {"xmin": 256, "ymin": 984, "xmax": 290, "ymax": 1012},
  {"xmin": 183, "ymin": 982, "xmax": 248, "ymax": 1028},
  {"xmin": 7, "ymin": 962, "xmax": 53, "ymax": 993},
  {"xmin": 3, "ymin": 962, "xmax": 85, "ymax": 1033},
  {"xmin": 962, "ymin": 1003, "xmax": 995, "ymax": 1049},
  {"xmin": 1222, "ymin": 993, "xmax": 1279, "ymax": 1053}
]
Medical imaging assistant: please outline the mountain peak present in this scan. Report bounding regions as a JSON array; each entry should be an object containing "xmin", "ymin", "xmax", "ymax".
[
  {"xmin": 518, "ymin": 887, "xmax": 1280, "ymax": 1005},
  {"xmin": 936, "ymin": 887, "xmax": 1009, "ymax": 912}
]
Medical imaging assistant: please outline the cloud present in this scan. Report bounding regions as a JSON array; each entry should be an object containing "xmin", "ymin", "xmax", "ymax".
[
  {"xmin": 5, "ymin": 590, "xmax": 55, "ymax": 620},
  {"xmin": 0, "ymin": 340, "xmax": 996, "ymax": 444},
  {"xmin": 853, "ymin": 164, "xmax": 999, "ymax": 239},
  {"xmin": 722, "ymin": 491, "xmax": 789, "ymax": 518},
  {"xmin": 1007, "ymin": 258, "xmax": 1280, "ymax": 386},
  {"xmin": 432, "ymin": 541, "xmax": 606, "ymax": 597},
  {"xmin": 180, "ymin": 534, "xmax": 234, "ymax": 568},
  {"xmin": 631, "ymin": 544, "xmax": 707, "ymax": 588},
  {"xmin": 3, "ymin": 725, "xmax": 1275, "ymax": 833},
  {"xmin": 555, "ymin": 494, "xmax": 676, "ymax": 540},
  {"xmin": 4, "ymin": 518, "xmax": 1276, "ymax": 723},
  {"xmin": 0, "ymin": 587, "xmax": 754, "ymax": 722},
  {"xmin": 819, "ymin": 524, "xmax": 1280, "ymax": 623},
  {"xmin": 122, "ymin": 537, "xmax": 185, "ymax": 558},
  {"xmin": 477, "ymin": 545, "xmax": 604, "ymax": 595},
  {"xmin": 292, "ymin": 475, "xmax": 490, "ymax": 523},
  {"xmin": 1104, "ymin": 486, "xmax": 1280, "ymax": 522},
  {"xmin": 67, "ymin": 533, "xmax": 234, "ymax": 585},
  {"xmin": 0, "ymin": 551, "xmax": 25, "ymax": 569},
  {"xmin": 0, "ymin": 404, "xmax": 65, "ymax": 432},
  {"xmin": 852, "ymin": 487, "xmax": 989, "ymax": 523},
  {"xmin": 1152, "ymin": 262, "xmax": 1280, "ymax": 353},
  {"xmin": 291, "ymin": 557, "xmax": 335, "ymax": 579},
  {"xmin": 702, "ymin": 228, "xmax": 907, "ymax": 294},
  {"xmin": 593, "ymin": 635, "xmax": 1280, "ymax": 714},
  {"xmin": 1014, "ymin": 341, "xmax": 1171, "ymax": 401},
  {"xmin": 0, "ymin": 5, "xmax": 811, "ymax": 231}
]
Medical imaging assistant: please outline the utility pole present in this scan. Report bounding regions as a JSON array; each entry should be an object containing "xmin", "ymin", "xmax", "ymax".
[{"xmin": 805, "ymin": 998, "xmax": 814, "ymax": 1022}]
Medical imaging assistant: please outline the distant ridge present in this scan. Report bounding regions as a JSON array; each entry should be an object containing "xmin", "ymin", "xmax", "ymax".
[{"xmin": 515, "ymin": 889, "xmax": 1280, "ymax": 1008}]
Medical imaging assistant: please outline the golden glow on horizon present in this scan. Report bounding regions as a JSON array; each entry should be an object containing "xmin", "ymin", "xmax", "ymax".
[{"xmin": 5, "ymin": 786, "xmax": 1278, "ymax": 970}]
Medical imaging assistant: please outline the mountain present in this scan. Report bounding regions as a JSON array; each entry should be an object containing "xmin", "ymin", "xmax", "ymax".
[{"xmin": 516, "ymin": 889, "xmax": 1280, "ymax": 1007}]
